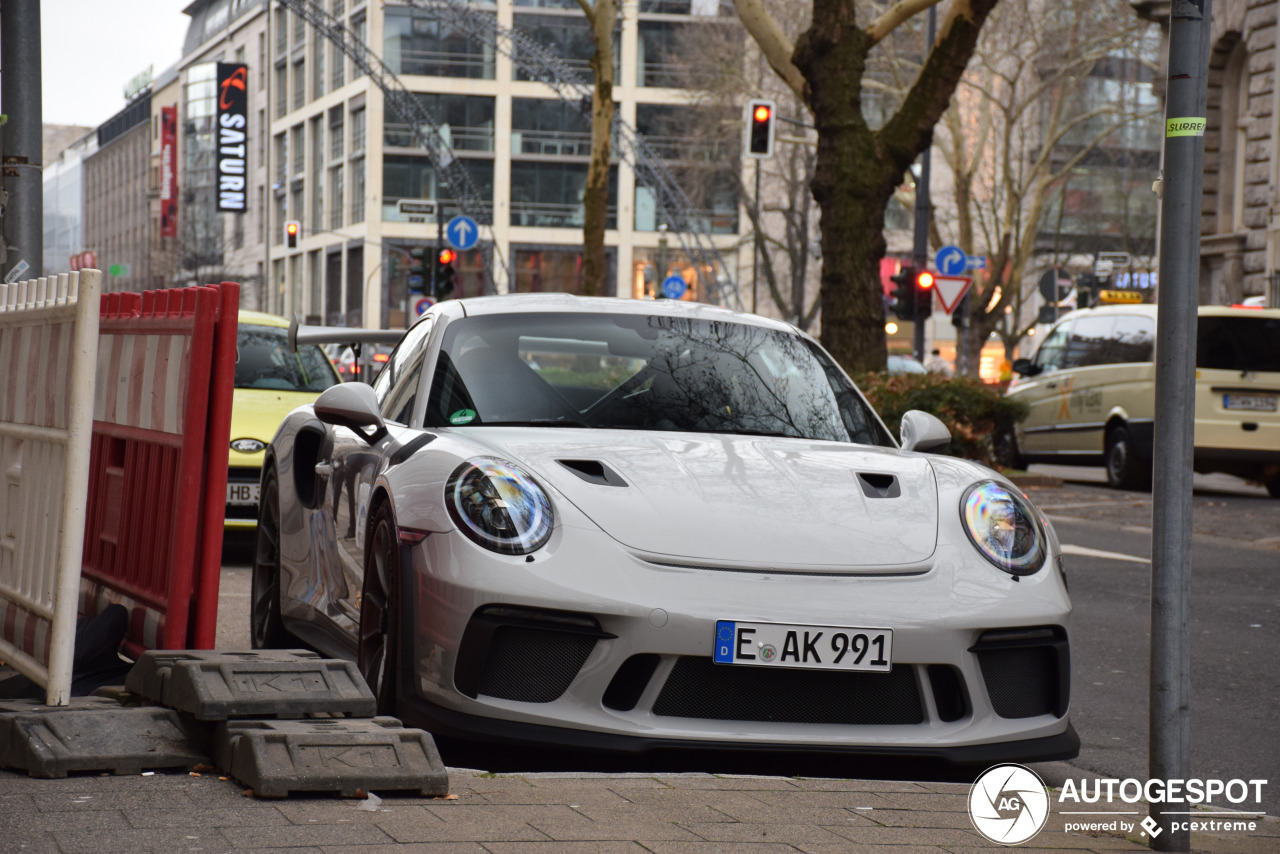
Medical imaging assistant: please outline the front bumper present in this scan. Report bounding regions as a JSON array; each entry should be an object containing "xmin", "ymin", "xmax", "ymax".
[{"xmin": 398, "ymin": 523, "xmax": 1076, "ymax": 759}]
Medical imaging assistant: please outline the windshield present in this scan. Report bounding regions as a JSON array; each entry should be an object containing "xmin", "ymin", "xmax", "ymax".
[
  {"xmin": 235, "ymin": 325, "xmax": 340, "ymax": 392},
  {"xmin": 424, "ymin": 312, "xmax": 892, "ymax": 445},
  {"xmin": 1197, "ymin": 315, "xmax": 1280, "ymax": 373}
]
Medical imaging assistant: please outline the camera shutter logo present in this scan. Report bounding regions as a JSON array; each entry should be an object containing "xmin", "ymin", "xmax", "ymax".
[{"xmin": 968, "ymin": 764, "xmax": 1051, "ymax": 845}]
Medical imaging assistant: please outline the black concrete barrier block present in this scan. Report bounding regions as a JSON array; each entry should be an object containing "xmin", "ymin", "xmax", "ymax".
[
  {"xmin": 0, "ymin": 697, "xmax": 208, "ymax": 778},
  {"xmin": 125, "ymin": 650, "xmax": 376, "ymax": 721},
  {"xmin": 212, "ymin": 717, "xmax": 449, "ymax": 798}
]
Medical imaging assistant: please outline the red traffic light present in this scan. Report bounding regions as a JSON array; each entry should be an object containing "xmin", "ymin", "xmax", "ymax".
[
  {"xmin": 438, "ymin": 248, "xmax": 457, "ymax": 265},
  {"xmin": 286, "ymin": 222, "xmax": 298, "ymax": 236},
  {"xmin": 916, "ymin": 270, "xmax": 935, "ymax": 289},
  {"xmin": 753, "ymin": 104, "xmax": 771, "ymax": 123}
]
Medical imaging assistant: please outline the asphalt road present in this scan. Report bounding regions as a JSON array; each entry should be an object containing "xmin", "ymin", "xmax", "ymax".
[
  {"xmin": 1024, "ymin": 465, "xmax": 1279, "ymax": 817},
  {"xmin": 218, "ymin": 468, "xmax": 1280, "ymax": 812}
]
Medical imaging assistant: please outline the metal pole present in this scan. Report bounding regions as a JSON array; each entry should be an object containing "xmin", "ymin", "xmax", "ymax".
[
  {"xmin": 751, "ymin": 160, "xmax": 760, "ymax": 314},
  {"xmin": 1, "ymin": 0, "xmax": 44, "ymax": 282},
  {"xmin": 1149, "ymin": 0, "xmax": 1210, "ymax": 850},
  {"xmin": 911, "ymin": 6, "xmax": 937, "ymax": 363}
]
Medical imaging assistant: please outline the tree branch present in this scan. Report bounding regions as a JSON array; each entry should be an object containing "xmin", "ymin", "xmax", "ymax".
[
  {"xmin": 866, "ymin": 0, "xmax": 945, "ymax": 45},
  {"xmin": 732, "ymin": 0, "xmax": 807, "ymax": 101}
]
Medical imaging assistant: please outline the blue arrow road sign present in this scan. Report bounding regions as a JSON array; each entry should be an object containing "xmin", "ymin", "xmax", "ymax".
[
  {"xmin": 662, "ymin": 275, "xmax": 687, "ymax": 300},
  {"xmin": 936, "ymin": 245, "xmax": 967, "ymax": 276},
  {"xmin": 965, "ymin": 255, "xmax": 987, "ymax": 270},
  {"xmin": 446, "ymin": 215, "xmax": 479, "ymax": 251}
]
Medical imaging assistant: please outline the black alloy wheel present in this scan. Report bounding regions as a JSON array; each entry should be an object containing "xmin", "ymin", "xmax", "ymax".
[
  {"xmin": 251, "ymin": 467, "xmax": 294, "ymax": 648},
  {"xmin": 359, "ymin": 502, "xmax": 402, "ymax": 715},
  {"xmin": 1105, "ymin": 425, "xmax": 1151, "ymax": 491}
]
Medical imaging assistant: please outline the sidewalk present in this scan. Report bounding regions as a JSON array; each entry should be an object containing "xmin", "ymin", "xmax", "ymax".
[{"xmin": 5, "ymin": 763, "xmax": 1276, "ymax": 853}]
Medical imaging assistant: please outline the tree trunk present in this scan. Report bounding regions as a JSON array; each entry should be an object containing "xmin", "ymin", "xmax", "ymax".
[{"xmin": 582, "ymin": 1, "xmax": 616, "ymax": 297}]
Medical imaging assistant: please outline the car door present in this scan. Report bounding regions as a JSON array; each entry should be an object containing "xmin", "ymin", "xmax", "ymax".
[
  {"xmin": 330, "ymin": 317, "xmax": 436, "ymax": 629},
  {"xmin": 1014, "ymin": 319, "xmax": 1072, "ymax": 455},
  {"xmin": 1052, "ymin": 314, "xmax": 1116, "ymax": 454}
]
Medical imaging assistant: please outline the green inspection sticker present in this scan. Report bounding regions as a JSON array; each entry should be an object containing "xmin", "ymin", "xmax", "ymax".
[
  {"xmin": 449, "ymin": 408, "xmax": 477, "ymax": 425},
  {"xmin": 1166, "ymin": 117, "xmax": 1207, "ymax": 137}
]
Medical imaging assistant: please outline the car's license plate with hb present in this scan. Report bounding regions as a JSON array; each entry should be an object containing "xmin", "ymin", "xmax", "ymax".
[
  {"xmin": 1223, "ymin": 393, "xmax": 1277, "ymax": 412},
  {"xmin": 713, "ymin": 620, "xmax": 892, "ymax": 672},
  {"xmin": 227, "ymin": 482, "xmax": 260, "ymax": 506}
]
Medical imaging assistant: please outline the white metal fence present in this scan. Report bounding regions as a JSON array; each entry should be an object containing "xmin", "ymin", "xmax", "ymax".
[{"xmin": 0, "ymin": 270, "xmax": 102, "ymax": 704}]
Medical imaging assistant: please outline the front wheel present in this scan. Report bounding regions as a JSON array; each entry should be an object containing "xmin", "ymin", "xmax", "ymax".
[
  {"xmin": 1105, "ymin": 425, "xmax": 1151, "ymax": 491},
  {"xmin": 359, "ymin": 503, "xmax": 402, "ymax": 715},
  {"xmin": 251, "ymin": 467, "xmax": 297, "ymax": 649}
]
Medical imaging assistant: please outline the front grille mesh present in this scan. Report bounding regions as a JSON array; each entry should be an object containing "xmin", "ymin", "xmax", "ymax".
[
  {"xmin": 652, "ymin": 657, "xmax": 924, "ymax": 725},
  {"xmin": 476, "ymin": 626, "xmax": 596, "ymax": 703},
  {"xmin": 978, "ymin": 647, "xmax": 1058, "ymax": 718}
]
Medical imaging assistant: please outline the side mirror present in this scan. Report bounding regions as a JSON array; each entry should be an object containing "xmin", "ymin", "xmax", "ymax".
[
  {"xmin": 314, "ymin": 383, "xmax": 387, "ymax": 443},
  {"xmin": 900, "ymin": 410, "xmax": 951, "ymax": 453},
  {"xmin": 1012, "ymin": 358, "xmax": 1039, "ymax": 377}
]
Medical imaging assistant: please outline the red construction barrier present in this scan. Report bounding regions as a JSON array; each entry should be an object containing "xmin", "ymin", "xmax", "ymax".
[{"xmin": 79, "ymin": 283, "xmax": 239, "ymax": 657}]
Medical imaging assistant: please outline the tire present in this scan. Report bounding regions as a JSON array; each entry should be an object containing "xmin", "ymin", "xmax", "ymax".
[
  {"xmin": 359, "ymin": 502, "xmax": 402, "ymax": 715},
  {"xmin": 251, "ymin": 467, "xmax": 295, "ymax": 649},
  {"xmin": 1105, "ymin": 425, "xmax": 1152, "ymax": 491},
  {"xmin": 1267, "ymin": 480, "xmax": 1280, "ymax": 499}
]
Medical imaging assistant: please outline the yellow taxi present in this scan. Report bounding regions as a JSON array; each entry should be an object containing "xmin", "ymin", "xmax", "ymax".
[{"xmin": 226, "ymin": 311, "xmax": 342, "ymax": 529}]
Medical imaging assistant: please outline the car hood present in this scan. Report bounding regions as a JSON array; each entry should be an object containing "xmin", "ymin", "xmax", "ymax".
[
  {"xmin": 463, "ymin": 429, "xmax": 938, "ymax": 571},
  {"xmin": 229, "ymin": 388, "xmax": 323, "ymax": 466}
]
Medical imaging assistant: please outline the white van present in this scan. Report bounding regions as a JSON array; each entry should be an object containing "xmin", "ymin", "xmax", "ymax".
[{"xmin": 1005, "ymin": 304, "xmax": 1280, "ymax": 495}]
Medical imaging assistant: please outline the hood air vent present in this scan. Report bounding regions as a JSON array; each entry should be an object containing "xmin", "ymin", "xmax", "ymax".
[
  {"xmin": 857, "ymin": 472, "xmax": 901, "ymax": 498},
  {"xmin": 557, "ymin": 459, "xmax": 628, "ymax": 487}
]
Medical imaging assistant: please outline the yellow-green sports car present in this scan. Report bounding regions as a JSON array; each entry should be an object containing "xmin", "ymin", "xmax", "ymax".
[{"xmin": 226, "ymin": 311, "xmax": 342, "ymax": 529}]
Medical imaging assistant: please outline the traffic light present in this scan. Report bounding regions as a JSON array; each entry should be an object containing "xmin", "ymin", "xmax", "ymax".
[
  {"xmin": 914, "ymin": 269, "xmax": 935, "ymax": 319},
  {"xmin": 745, "ymin": 99, "xmax": 776, "ymax": 159},
  {"xmin": 889, "ymin": 264, "xmax": 915, "ymax": 320},
  {"xmin": 436, "ymin": 248, "xmax": 456, "ymax": 297},
  {"xmin": 408, "ymin": 247, "xmax": 429, "ymax": 293},
  {"xmin": 952, "ymin": 291, "xmax": 969, "ymax": 329},
  {"xmin": 1076, "ymin": 273, "xmax": 1098, "ymax": 309},
  {"xmin": 285, "ymin": 220, "xmax": 299, "ymax": 248}
]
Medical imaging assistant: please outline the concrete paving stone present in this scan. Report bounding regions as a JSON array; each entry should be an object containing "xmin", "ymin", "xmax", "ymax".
[
  {"xmin": 695, "ymin": 796, "xmax": 877, "ymax": 827},
  {"xmin": 855, "ymin": 808, "xmax": 976, "ymax": 829},
  {"xmin": 901, "ymin": 781, "xmax": 971, "ymax": 795},
  {"xmin": 481, "ymin": 842, "xmax": 653, "ymax": 853},
  {"xmin": 651, "ymin": 774, "xmax": 802, "ymax": 791},
  {"xmin": 823, "ymin": 825, "xmax": 984, "ymax": 846},
  {"xmin": 230, "ymin": 849, "xmax": 324, "ymax": 854},
  {"xmin": 946, "ymin": 848, "xmax": 1137, "ymax": 854},
  {"xmin": 868, "ymin": 792, "xmax": 977, "ymax": 812},
  {"xmin": 0, "ymin": 831, "xmax": 60, "ymax": 854},
  {"xmin": 318, "ymin": 844, "xmax": 488, "ymax": 854},
  {"xmin": 520, "ymin": 774, "xmax": 672, "ymax": 791},
  {"xmin": 123, "ymin": 806, "xmax": 296, "ymax": 829},
  {"xmin": 1016, "ymin": 831, "xmax": 1154, "ymax": 849},
  {"xmin": 731, "ymin": 788, "xmax": 897, "ymax": 812},
  {"xmin": 527, "ymin": 815, "xmax": 704, "ymax": 842},
  {"xmin": 570, "ymin": 802, "xmax": 738, "ymax": 824},
  {"xmin": 636, "ymin": 843, "xmax": 802, "ymax": 854},
  {"xmin": 53, "ymin": 826, "xmax": 245, "ymax": 854},
  {"xmin": 787, "ymin": 778, "xmax": 939, "ymax": 793},
  {"xmin": 9, "ymin": 808, "xmax": 131, "ymax": 833},
  {"xmin": 675, "ymin": 820, "xmax": 853, "ymax": 846},
  {"xmin": 274, "ymin": 800, "xmax": 443, "ymax": 826},
  {"xmin": 1188, "ymin": 834, "xmax": 1280, "ymax": 854},
  {"xmin": 0, "ymin": 792, "xmax": 37, "ymax": 811},
  {"xmin": 35, "ymin": 786, "xmax": 218, "ymax": 812},
  {"xmin": 795, "ymin": 845, "xmax": 950, "ymax": 854},
  {"xmin": 0, "ymin": 771, "xmax": 100, "ymax": 794},
  {"xmin": 471, "ymin": 785, "xmax": 632, "ymax": 807},
  {"xmin": 219, "ymin": 822, "xmax": 396, "ymax": 849},
  {"xmin": 380, "ymin": 804, "xmax": 563, "ymax": 843}
]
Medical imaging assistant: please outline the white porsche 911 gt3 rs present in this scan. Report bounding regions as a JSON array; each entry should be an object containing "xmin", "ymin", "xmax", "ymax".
[{"xmin": 253, "ymin": 294, "xmax": 1077, "ymax": 763}]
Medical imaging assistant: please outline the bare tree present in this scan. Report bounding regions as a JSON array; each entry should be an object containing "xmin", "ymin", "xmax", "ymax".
[
  {"xmin": 932, "ymin": 0, "xmax": 1159, "ymax": 373},
  {"xmin": 733, "ymin": 0, "xmax": 1001, "ymax": 373}
]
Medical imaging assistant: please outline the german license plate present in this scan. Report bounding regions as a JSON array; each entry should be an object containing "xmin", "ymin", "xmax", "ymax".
[
  {"xmin": 713, "ymin": 621, "xmax": 892, "ymax": 672},
  {"xmin": 226, "ymin": 482, "xmax": 260, "ymax": 506},
  {"xmin": 1223, "ymin": 393, "xmax": 1277, "ymax": 412}
]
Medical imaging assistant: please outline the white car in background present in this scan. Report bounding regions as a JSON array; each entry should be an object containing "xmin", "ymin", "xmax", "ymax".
[{"xmin": 253, "ymin": 295, "xmax": 1076, "ymax": 763}]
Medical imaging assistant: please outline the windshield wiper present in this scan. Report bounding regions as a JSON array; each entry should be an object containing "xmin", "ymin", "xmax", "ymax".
[{"xmin": 474, "ymin": 419, "xmax": 592, "ymax": 428}]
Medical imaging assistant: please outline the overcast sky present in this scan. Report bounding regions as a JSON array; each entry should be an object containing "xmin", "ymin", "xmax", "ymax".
[{"xmin": 40, "ymin": 0, "xmax": 191, "ymax": 127}]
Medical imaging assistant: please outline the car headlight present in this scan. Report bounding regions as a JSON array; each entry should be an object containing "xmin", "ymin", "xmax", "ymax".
[
  {"xmin": 960, "ymin": 481, "xmax": 1046, "ymax": 575},
  {"xmin": 446, "ymin": 457, "xmax": 553, "ymax": 555}
]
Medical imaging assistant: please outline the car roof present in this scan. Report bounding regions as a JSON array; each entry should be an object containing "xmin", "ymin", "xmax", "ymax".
[
  {"xmin": 238, "ymin": 310, "xmax": 291, "ymax": 329},
  {"xmin": 1057, "ymin": 303, "xmax": 1280, "ymax": 323},
  {"xmin": 451, "ymin": 293, "xmax": 799, "ymax": 334}
]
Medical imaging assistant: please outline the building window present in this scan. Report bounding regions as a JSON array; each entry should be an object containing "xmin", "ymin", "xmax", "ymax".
[
  {"xmin": 385, "ymin": 94, "xmax": 494, "ymax": 151},
  {"xmin": 1218, "ymin": 43, "xmax": 1248, "ymax": 234},
  {"xmin": 291, "ymin": 125, "xmax": 305, "ymax": 176},
  {"xmin": 511, "ymin": 97, "xmax": 591, "ymax": 156},
  {"xmin": 292, "ymin": 60, "xmax": 306, "ymax": 110},
  {"xmin": 637, "ymin": 21, "xmax": 732, "ymax": 87},
  {"xmin": 510, "ymin": 161, "xmax": 616, "ymax": 228},
  {"xmin": 382, "ymin": 154, "xmax": 494, "ymax": 220},
  {"xmin": 513, "ymin": 14, "xmax": 598, "ymax": 83},
  {"xmin": 351, "ymin": 156, "xmax": 366, "ymax": 222},
  {"xmin": 274, "ymin": 64, "xmax": 288, "ymax": 118},
  {"xmin": 292, "ymin": 7, "xmax": 305, "ymax": 45},
  {"xmin": 352, "ymin": 14, "xmax": 367, "ymax": 78},
  {"xmin": 330, "ymin": 106, "xmax": 345, "ymax": 160},
  {"xmin": 384, "ymin": 6, "xmax": 496, "ymax": 79},
  {"xmin": 330, "ymin": 165, "xmax": 344, "ymax": 229},
  {"xmin": 311, "ymin": 116, "xmax": 325, "ymax": 230},
  {"xmin": 290, "ymin": 185, "xmax": 304, "ymax": 234},
  {"xmin": 331, "ymin": 38, "xmax": 346, "ymax": 89},
  {"xmin": 313, "ymin": 34, "xmax": 326, "ymax": 100},
  {"xmin": 233, "ymin": 209, "xmax": 245, "ymax": 249},
  {"xmin": 259, "ymin": 33, "xmax": 266, "ymax": 90},
  {"xmin": 274, "ymin": 132, "xmax": 288, "ymax": 183},
  {"xmin": 274, "ymin": 7, "xmax": 287, "ymax": 55},
  {"xmin": 333, "ymin": 0, "xmax": 345, "ymax": 15},
  {"xmin": 273, "ymin": 193, "xmax": 286, "ymax": 245},
  {"xmin": 513, "ymin": 247, "xmax": 611, "ymax": 295},
  {"xmin": 350, "ymin": 107, "xmax": 366, "ymax": 153}
]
